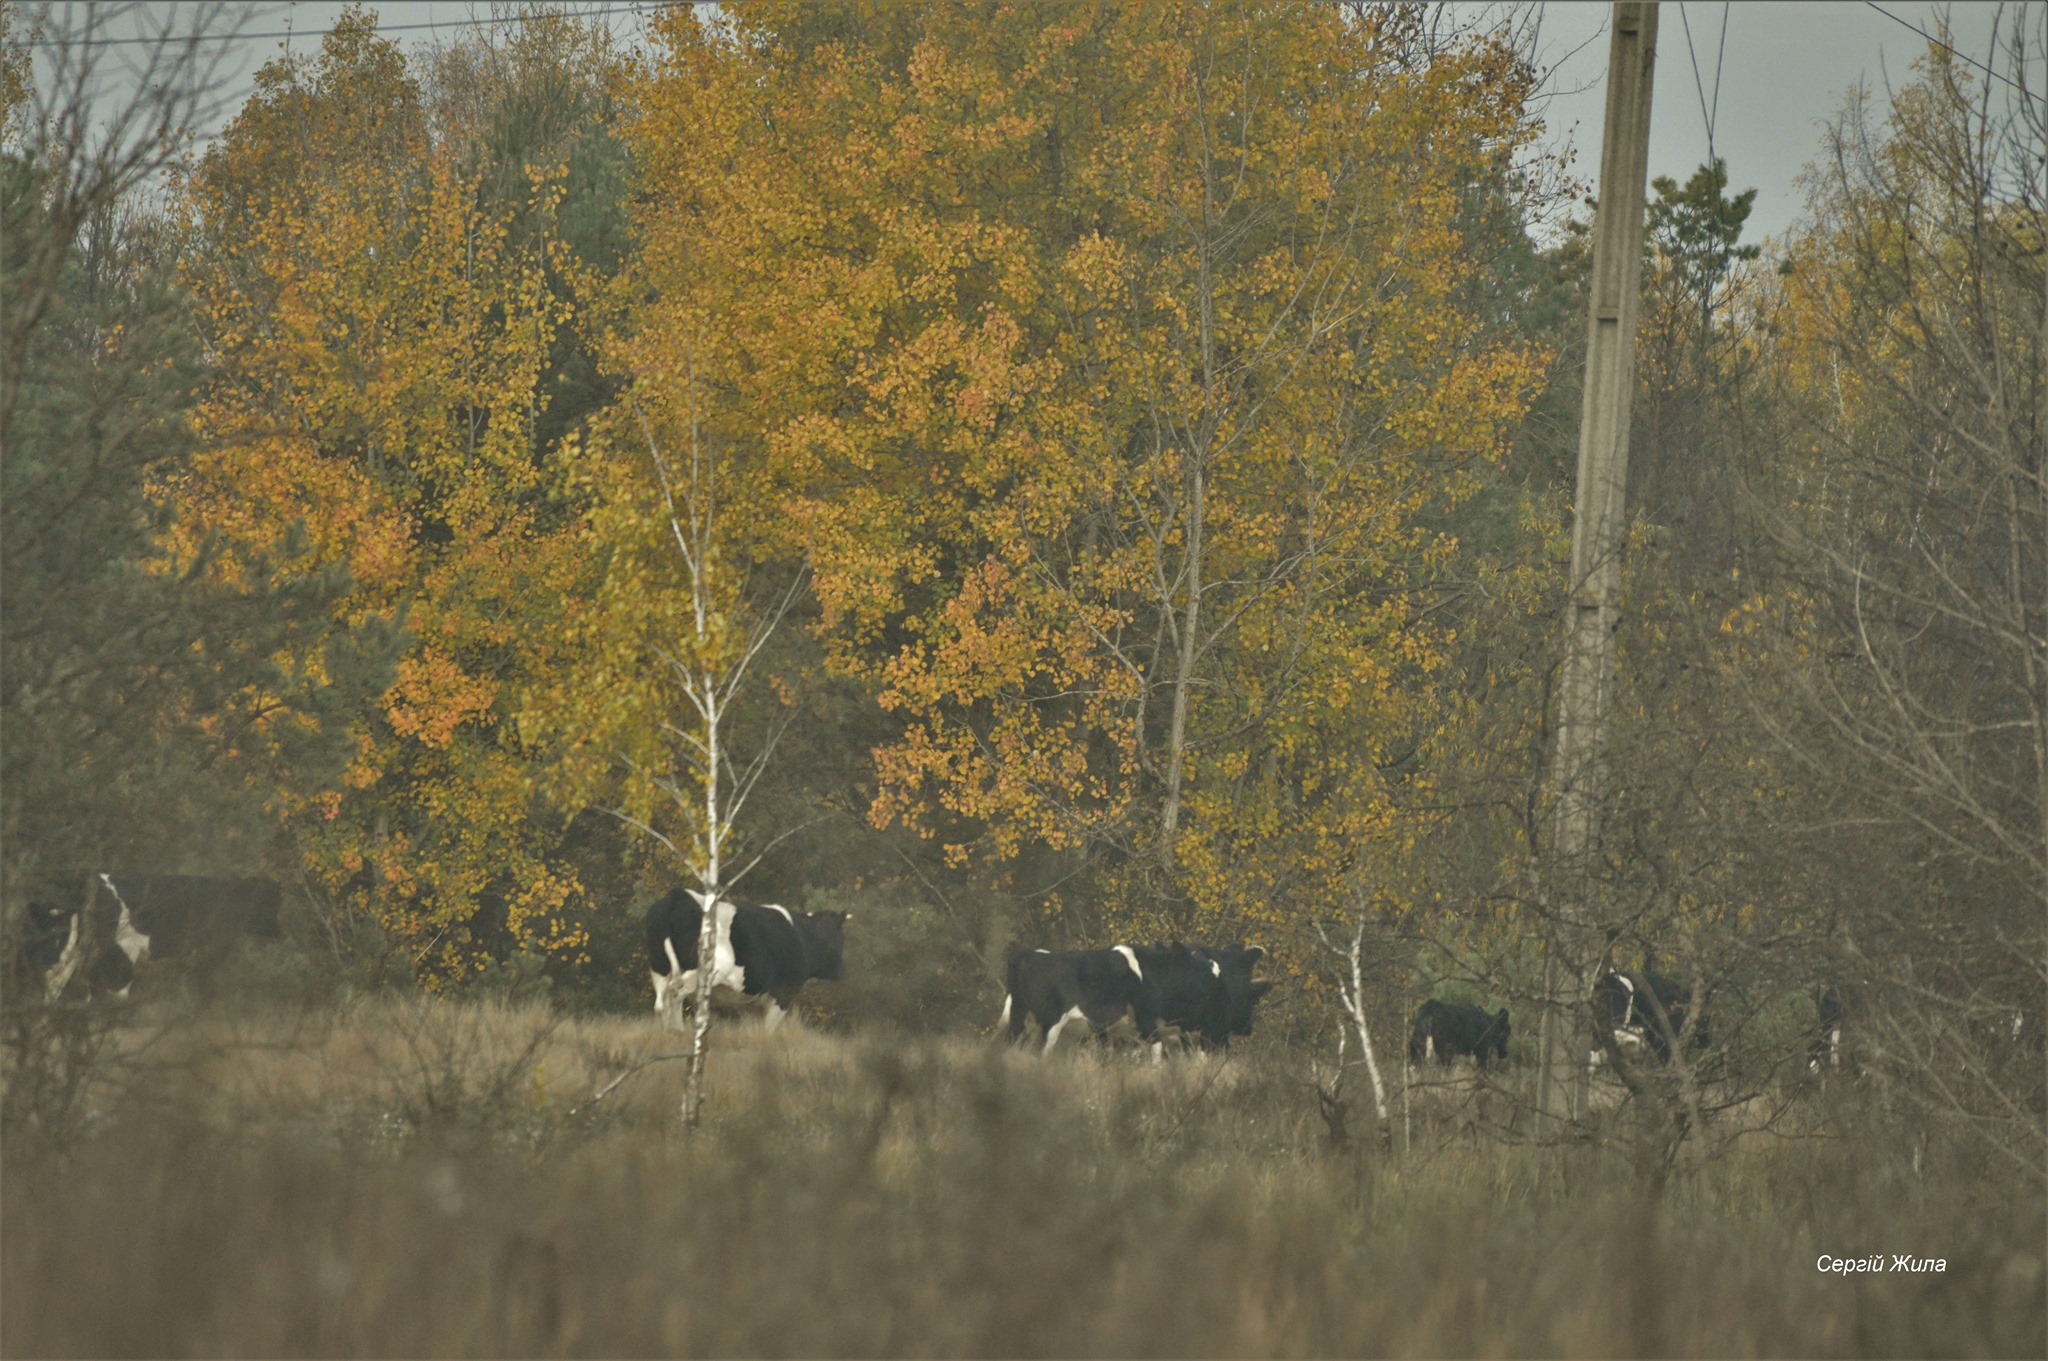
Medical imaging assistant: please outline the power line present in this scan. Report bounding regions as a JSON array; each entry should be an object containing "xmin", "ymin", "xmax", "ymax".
[
  {"xmin": 25, "ymin": 2, "xmax": 684, "ymax": 49},
  {"xmin": 1707, "ymin": 2, "xmax": 1728, "ymax": 157},
  {"xmin": 1677, "ymin": 2, "xmax": 1719, "ymax": 166},
  {"xmin": 1864, "ymin": 2, "xmax": 2032, "ymax": 99}
]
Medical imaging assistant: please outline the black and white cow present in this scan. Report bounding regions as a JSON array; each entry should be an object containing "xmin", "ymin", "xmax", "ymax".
[
  {"xmin": 1001, "ymin": 946, "xmax": 1163, "ymax": 1056},
  {"xmin": 1408, "ymin": 998, "xmax": 1511, "ymax": 1068},
  {"xmin": 1595, "ymin": 970, "xmax": 1703, "ymax": 1064},
  {"xmin": 644, "ymin": 888, "xmax": 849, "ymax": 1030},
  {"xmin": 1001, "ymin": 942, "xmax": 1269, "ymax": 1057},
  {"xmin": 24, "ymin": 884, "xmax": 149, "ymax": 1003}
]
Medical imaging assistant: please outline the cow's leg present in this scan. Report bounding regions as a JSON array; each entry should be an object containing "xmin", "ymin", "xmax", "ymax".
[
  {"xmin": 1084, "ymin": 1004, "xmax": 1135, "ymax": 1055},
  {"xmin": 763, "ymin": 987, "xmax": 802, "ymax": 1032},
  {"xmin": 663, "ymin": 938, "xmax": 689, "ymax": 1007},
  {"xmin": 1043, "ymin": 1005, "xmax": 1086, "ymax": 1054},
  {"xmin": 1133, "ymin": 999, "xmax": 1163, "ymax": 1064},
  {"xmin": 657, "ymin": 940, "xmax": 696, "ymax": 1029}
]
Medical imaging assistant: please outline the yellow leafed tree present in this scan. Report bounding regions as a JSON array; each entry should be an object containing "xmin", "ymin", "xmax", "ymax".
[
  {"xmin": 609, "ymin": 0, "xmax": 1548, "ymax": 941},
  {"xmin": 174, "ymin": 10, "xmax": 623, "ymax": 979}
]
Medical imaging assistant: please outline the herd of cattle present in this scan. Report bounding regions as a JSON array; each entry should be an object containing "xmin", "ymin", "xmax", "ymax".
[
  {"xmin": 1402, "ymin": 971, "xmax": 1715, "ymax": 1073},
  {"xmin": 9, "ymin": 877, "xmax": 2011, "ymax": 1084},
  {"xmin": 640, "ymin": 890, "xmax": 1271, "ymax": 1055},
  {"xmin": 639, "ymin": 896, "xmax": 1804, "ymax": 1074}
]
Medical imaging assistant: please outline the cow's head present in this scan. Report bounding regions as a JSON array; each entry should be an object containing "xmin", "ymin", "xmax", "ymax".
[
  {"xmin": 802, "ymin": 911, "xmax": 850, "ymax": 981},
  {"xmin": 1486, "ymin": 1007, "xmax": 1511, "ymax": 1062},
  {"xmin": 1206, "ymin": 944, "xmax": 1270, "ymax": 1037},
  {"xmin": 21, "ymin": 901, "xmax": 74, "ymax": 971}
]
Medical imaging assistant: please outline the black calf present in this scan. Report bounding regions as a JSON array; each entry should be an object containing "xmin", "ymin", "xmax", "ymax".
[{"xmin": 1408, "ymin": 998, "xmax": 1511, "ymax": 1068}]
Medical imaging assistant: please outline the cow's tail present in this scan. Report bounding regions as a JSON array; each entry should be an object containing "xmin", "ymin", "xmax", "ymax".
[{"xmin": 1002, "ymin": 947, "xmax": 1035, "ymax": 1036}]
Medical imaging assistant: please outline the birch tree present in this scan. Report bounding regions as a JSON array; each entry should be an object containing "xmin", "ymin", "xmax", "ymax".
[
  {"xmin": 1315, "ymin": 917, "xmax": 1394, "ymax": 1151},
  {"xmin": 637, "ymin": 387, "xmax": 800, "ymax": 1126},
  {"xmin": 527, "ymin": 367, "xmax": 801, "ymax": 1126}
]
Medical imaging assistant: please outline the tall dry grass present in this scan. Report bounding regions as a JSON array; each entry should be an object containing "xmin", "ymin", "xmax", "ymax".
[{"xmin": 3, "ymin": 995, "xmax": 2042, "ymax": 1357}]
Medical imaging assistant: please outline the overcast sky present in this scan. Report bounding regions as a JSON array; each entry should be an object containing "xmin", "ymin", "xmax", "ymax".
[
  {"xmin": 1525, "ymin": 2, "xmax": 2026, "ymax": 246},
  {"xmin": 49, "ymin": 2, "xmax": 2034, "ymax": 251}
]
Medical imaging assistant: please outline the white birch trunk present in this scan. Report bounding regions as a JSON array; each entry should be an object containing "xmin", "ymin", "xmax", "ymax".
[
  {"xmin": 625, "ymin": 371, "xmax": 804, "ymax": 1132},
  {"xmin": 1317, "ymin": 919, "xmax": 1391, "ymax": 1150}
]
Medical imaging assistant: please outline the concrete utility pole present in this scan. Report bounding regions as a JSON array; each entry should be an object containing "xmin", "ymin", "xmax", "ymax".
[{"xmin": 1535, "ymin": 0, "xmax": 1659, "ymax": 1131}]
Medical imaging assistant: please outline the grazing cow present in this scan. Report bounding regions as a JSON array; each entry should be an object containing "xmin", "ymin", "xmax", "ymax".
[
  {"xmin": 1001, "ymin": 946, "xmax": 1164, "ymax": 1056},
  {"xmin": 20, "ymin": 893, "xmax": 147, "ymax": 1003},
  {"xmin": 646, "ymin": 889, "xmax": 740, "ymax": 1017},
  {"xmin": 1005, "ymin": 942, "xmax": 1271, "ymax": 1056},
  {"xmin": 644, "ymin": 888, "xmax": 849, "ymax": 1029},
  {"xmin": 1408, "ymin": 998, "xmax": 1511, "ymax": 1069},
  {"xmin": 1595, "ymin": 970, "xmax": 1702, "ymax": 1064}
]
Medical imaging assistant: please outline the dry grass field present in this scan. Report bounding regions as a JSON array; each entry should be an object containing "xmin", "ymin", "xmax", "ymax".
[{"xmin": 3, "ymin": 994, "xmax": 2043, "ymax": 1358}]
